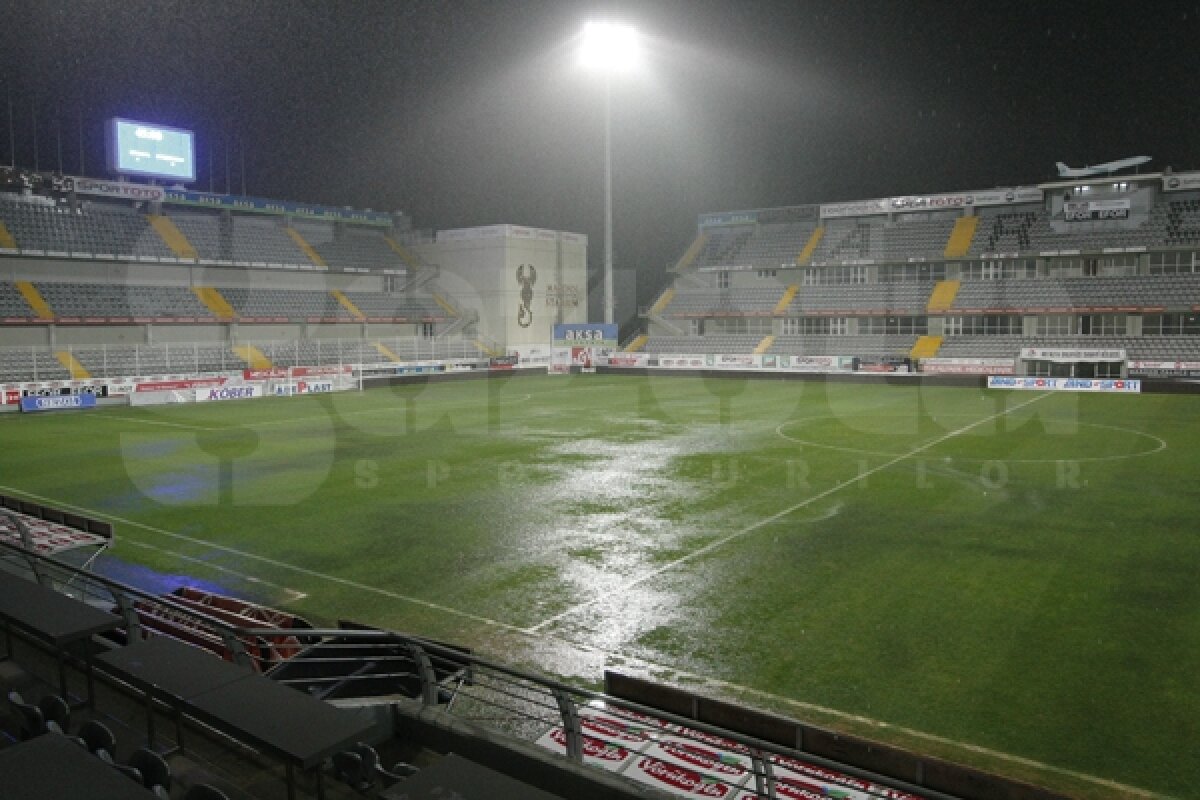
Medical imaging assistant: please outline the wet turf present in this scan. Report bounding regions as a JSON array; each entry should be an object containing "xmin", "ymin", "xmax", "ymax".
[{"xmin": 1, "ymin": 374, "xmax": 1197, "ymax": 797}]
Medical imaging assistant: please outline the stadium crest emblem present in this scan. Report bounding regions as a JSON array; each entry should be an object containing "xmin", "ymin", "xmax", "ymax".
[{"xmin": 516, "ymin": 263, "xmax": 537, "ymax": 327}]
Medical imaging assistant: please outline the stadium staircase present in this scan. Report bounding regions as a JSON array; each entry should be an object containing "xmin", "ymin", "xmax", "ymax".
[
  {"xmin": 943, "ymin": 216, "xmax": 979, "ymax": 258},
  {"xmin": 926, "ymin": 279, "xmax": 961, "ymax": 312},
  {"xmin": 753, "ymin": 334, "xmax": 775, "ymax": 354},
  {"xmin": 648, "ymin": 287, "xmax": 675, "ymax": 314},
  {"xmin": 0, "ymin": 220, "xmax": 16, "ymax": 249},
  {"xmin": 285, "ymin": 226, "xmax": 328, "ymax": 268},
  {"xmin": 191, "ymin": 286, "xmax": 237, "ymax": 321},
  {"xmin": 147, "ymin": 214, "xmax": 199, "ymax": 260},
  {"xmin": 397, "ymin": 262, "xmax": 440, "ymax": 292},
  {"xmin": 644, "ymin": 287, "xmax": 687, "ymax": 336},
  {"xmin": 472, "ymin": 339, "xmax": 503, "ymax": 358},
  {"xmin": 329, "ymin": 289, "xmax": 367, "ymax": 321},
  {"xmin": 624, "ymin": 333, "xmax": 648, "ymax": 352},
  {"xmin": 383, "ymin": 235, "xmax": 422, "ymax": 269},
  {"xmin": 671, "ymin": 231, "xmax": 709, "ymax": 272},
  {"xmin": 774, "ymin": 284, "xmax": 799, "ymax": 313},
  {"xmin": 910, "ymin": 335, "xmax": 944, "ymax": 359},
  {"xmin": 15, "ymin": 280, "xmax": 54, "ymax": 320},
  {"xmin": 373, "ymin": 341, "xmax": 403, "ymax": 363},
  {"xmin": 232, "ymin": 344, "xmax": 274, "ymax": 369},
  {"xmin": 54, "ymin": 350, "xmax": 91, "ymax": 379},
  {"xmin": 795, "ymin": 226, "xmax": 825, "ymax": 265},
  {"xmin": 432, "ymin": 292, "xmax": 460, "ymax": 320},
  {"xmin": 429, "ymin": 292, "xmax": 483, "ymax": 339}
]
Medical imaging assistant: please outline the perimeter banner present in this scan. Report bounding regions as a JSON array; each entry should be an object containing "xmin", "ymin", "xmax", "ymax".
[
  {"xmin": 988, "ymin": 376, "xmax": 1141, "ymax": 392},
  {"xmin": 1163, "ymin": 171, "xmax": 1200, "ymax": 192},
  {"xmin": 1020, "ymin": 347, "xmax": 1126, "ymax": 362},
  {"xmin": 553, "ymin": 323, "xmax": 618, "ymax": 347},
  {"xmin": 68, "ymin": 176, "xmax": 165, "ymax": 202},
  {"xmin": 922, "ymin": 358, "xmax": 1015, "ymax": 375},
  {"xmin": 19, "ymin": 394, "xmax": 97, "ymax": 412},
  {"xmin": 1063, "ymin": 198, "xmax": 1130, "ymax": 221},
  {"xmin": 195, "ymin": 385, "xmax": 261, "ymax": 402}
]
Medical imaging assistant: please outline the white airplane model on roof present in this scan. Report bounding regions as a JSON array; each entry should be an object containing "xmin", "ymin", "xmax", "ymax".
[{"xmin": 1055, "ymin": 156, "xmax": 1152, "ymax": 178}]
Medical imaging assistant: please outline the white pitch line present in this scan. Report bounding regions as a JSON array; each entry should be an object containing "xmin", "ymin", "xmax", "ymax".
[
  {"xmin": 526, "ymin": 392, "xmax": 1052, "ymax": 633},
  {"xmin": 121, "ymin": 539, "xmax": 309, "ymax": 601},
  {"xmin": 0, "ymin": 485, "xmax": 532, "ymax": 637},
  {"xmin": 90, "ymin": 414, "xmax": 220, "ymax": 432}
]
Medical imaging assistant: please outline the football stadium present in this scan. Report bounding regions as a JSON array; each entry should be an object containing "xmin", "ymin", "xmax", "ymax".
[{"xmin": 2, "ymin": 6, "xmax": 1199, "ymax": 800}]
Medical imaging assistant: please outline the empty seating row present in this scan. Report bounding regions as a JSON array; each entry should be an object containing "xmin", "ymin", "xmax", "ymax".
[
  {"xmin": 0, "ymin": 199, "xmax": 176, "ymax": 260},
  {"xmin": 0, "ymin": 281, "xmax": 444, "ymax": 321},
  {"xmin": 293, "ymin": 221, "xmax": 408, "ymax": 271},
  {"xmin": 0, "ymin": 349, "xmax": 69, "ymax": 381},
  {"xmin": 792, "ymin": 282, "xmax": 934, "ymax": 313},
  {"xmin": 0, "ymin": 193, "xmax": 408, "ymax": 271},
  {"xmin": 952, "ymin": 273, "xmax": 1200, "ymax": 310},
  {"xmin": 664, "ymin": 288, "xmax": 789, "ymax": 315}
]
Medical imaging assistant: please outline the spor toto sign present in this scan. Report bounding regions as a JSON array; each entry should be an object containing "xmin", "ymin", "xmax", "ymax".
[{"xmin": 195, "ymin": 385, "xmax": 261, "ymax": 402}]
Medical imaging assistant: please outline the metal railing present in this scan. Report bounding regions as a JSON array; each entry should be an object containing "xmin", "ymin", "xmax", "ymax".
[{"xmin": 0, "ymin": 534, "xmax": 951, "ymax": 800}]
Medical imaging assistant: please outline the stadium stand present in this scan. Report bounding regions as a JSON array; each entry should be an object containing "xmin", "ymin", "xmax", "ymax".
[
  {"xmin": 810, "ymin": 214, "xmax": 959, "ymax": 263},
  {"xmin": 0, "ymin": 197, "xmax": 176, "ymax": 259},
  {"xmin": 792, "ymin": 282, "xmax": 935, "ymax": 314},
  {"xmin": 950, "ymin": 273, "xmax": 1200, "ymax": 311},
  {"xmin": 6, "ymin": 166, "xmax": 1200, "ymax": 382},
  {"xmin": 640, "ymin": 181, "xmax": 1200, "ymax": 370},
  {"xmin": 34, "ymin": 282, "xmax": 214, "ymax": 319},
  {"xmin": 663, "ymin": 287, "xmax": 792, "ymax": 316},
  {"xmin": 292, "ymin": 219, "xmax": 409, "ymax": 271}
]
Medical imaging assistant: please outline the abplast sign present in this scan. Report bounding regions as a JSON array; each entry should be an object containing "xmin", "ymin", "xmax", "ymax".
[{"xmin": 195, "ymin": 385, "xmax": 260, "ymax": 403}]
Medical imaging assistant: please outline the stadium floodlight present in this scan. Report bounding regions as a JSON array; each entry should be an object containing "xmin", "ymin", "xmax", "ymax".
[
  {"xmin": 579, "ymin": 20, "xmax": 642, "ymax": 74},
  {"xmin": 579, "ymin": 19, "xmax": 642, "ymax": 325}
]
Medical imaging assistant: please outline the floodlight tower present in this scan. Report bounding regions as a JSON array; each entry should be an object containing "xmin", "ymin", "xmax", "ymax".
[{"xmin": 579, "ymin": 19, "xmax": 641, "ymax": 326}]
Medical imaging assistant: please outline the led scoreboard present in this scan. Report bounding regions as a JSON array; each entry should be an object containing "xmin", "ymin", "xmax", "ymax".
[{"xmin": 106, "ymin": 117, "xmax": 196, "ymax": 182}]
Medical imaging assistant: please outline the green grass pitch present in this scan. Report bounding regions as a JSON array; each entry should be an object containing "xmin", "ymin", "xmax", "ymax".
[{"xmin": 2, "ymin": 373, "xmax": 1197, "ymax": 798}]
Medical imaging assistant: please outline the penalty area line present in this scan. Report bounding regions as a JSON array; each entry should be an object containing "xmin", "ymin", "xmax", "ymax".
[{"xmin": 526, "ymin": 392, "xmax": 1052, "ymax": 634}]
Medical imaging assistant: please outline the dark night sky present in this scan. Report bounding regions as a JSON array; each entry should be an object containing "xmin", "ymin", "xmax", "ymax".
[{"xmin": 2, "ymin": 0, "xmax": 1198, "ymax": 290}]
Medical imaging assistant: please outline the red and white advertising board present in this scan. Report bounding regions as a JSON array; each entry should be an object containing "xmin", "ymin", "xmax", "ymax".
[
  {"xmin": 623, "ymin": 755, "xmax": 739, "ymax": 798},
  {"xmin": 921, "ymin": 358, "xmax": 1015, "ymax": 375}
]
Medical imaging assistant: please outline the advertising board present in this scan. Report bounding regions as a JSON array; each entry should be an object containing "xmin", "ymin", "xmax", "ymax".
[
  {"xmin": 19, "ymin": 394, "xmax": 97, "ymax": 412},
  {"xmin": 195, "ymin": 385, "xmax": 262, "ymax": 403},
  {"xmin": 987, "ymin": 376, "xmax": 1141, "ymax": 392}
]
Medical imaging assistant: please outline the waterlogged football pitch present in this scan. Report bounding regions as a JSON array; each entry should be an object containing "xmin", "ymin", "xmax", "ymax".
[{"xmin": 2, "ymin": 373, "xmax": 1198, "ymax": 798}]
